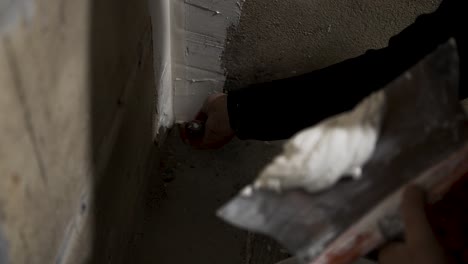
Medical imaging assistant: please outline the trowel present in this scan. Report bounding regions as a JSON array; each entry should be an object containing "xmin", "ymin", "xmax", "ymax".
[{"xmin": 217, "ymin": 40, "xmax": 468, "ymax": 264}]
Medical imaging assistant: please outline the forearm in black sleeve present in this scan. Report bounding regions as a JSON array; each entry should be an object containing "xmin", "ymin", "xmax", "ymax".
[{"xmin": 227, "ymin": 6, "xmax": 452, "ymax": 141}]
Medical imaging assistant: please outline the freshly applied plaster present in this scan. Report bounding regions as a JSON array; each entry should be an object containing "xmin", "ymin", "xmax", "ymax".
[{"xmin": 255, "ymin": 91, "xmax": 386, "ymax": 192}]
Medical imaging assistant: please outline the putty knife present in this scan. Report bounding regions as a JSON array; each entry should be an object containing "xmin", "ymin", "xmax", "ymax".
[{"xmin": 218, "ymin": 40, "xmax": 468, "ymax": 264}]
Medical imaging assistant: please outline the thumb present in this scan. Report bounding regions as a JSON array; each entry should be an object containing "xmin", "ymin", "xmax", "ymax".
[{"xmin": 401, "ymin": 186, "xmax": 442, "ymax": 253}]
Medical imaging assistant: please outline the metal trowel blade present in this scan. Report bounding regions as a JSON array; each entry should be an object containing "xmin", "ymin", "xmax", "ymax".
[{"xmin": 218, "ymin": 40, "xmax": 468, "ymax": 264}]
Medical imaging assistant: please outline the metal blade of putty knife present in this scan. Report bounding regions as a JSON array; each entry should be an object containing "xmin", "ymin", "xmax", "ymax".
[{"xmin": 218, "ymin": 40, "xmax": 468, "ymax": 264}]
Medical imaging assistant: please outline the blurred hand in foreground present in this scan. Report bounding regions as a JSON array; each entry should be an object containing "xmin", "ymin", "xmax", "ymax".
[{"xmin": 379, "ymin": 186, "xmax": 447, "ymax": 264}]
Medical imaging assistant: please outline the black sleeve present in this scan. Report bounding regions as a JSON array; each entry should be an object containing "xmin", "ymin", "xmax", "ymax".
[{"xmin": 227, "ymin": 2, "xmax": 456, "ymax": 141}]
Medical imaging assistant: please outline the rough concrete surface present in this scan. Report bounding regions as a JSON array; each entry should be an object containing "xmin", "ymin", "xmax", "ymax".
[{"xmin": 224, "ymin": 0, "xmax": 440, "ymax": 88}]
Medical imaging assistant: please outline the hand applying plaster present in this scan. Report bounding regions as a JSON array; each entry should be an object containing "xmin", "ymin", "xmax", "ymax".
[
  {"xmin": 181, "ymin": 93, "xmax": 235, "ymax": 149},
  {"xmin": 255, "ymin": 90, "xmax": 386, "ymax": 193}
]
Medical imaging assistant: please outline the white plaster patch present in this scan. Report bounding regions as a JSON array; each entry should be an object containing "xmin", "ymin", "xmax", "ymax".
[
  {"xmin": 150, "ymin": 0, "xmax": 244, "ymax": 136},
  {"xmin": 173, "ymin": 0, "xmax": 246, "ymax": 122},
  {"xmin": 255, "ymin": 91, "xmax": 386, "ymax": 193},
  {"xmin": 0, "ymin": 0, "xmax": 35, "ymax": 35},
  {"xmin": 150, "ymin": 0, "xmax": 175, "ymax": 138}
]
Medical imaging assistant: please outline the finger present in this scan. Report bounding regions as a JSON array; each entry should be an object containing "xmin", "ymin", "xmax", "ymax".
[
  {"xmin": 198, "ymin": 118, "xmax": 234, "ymax": 149},
  {"xmin": 379, "ymin": 243, "xmax": 407, "ymax": 264},
  {"xmin": 194, "ymin": 111, "xmax": 208, "ymax": 122},
  {"xmin": 401, "ymin": 186, "xmax": 440, "ymax": 249},
  {"xmin": 180, "ymin": 122, "xmax": 224, "ymax": 150},
  {"xmin": 196, "ymin": 93, "xmax": 225, "ymax": 121},
  {"xmin": 201, "ymin": 92, "xmax": 226, "ymax": 114},
  {"xmin": 199, "ymin": 126, "xmax": 227, "ymax": 149}
]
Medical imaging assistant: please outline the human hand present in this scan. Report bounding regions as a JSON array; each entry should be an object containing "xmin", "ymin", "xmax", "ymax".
[
  {"xmin": 180, "ymin": 93, "xmax": 235, "ymax": 149},
  {"xmin": 379, "ymin": 186, "xmax": 447, "ymax": 264}
]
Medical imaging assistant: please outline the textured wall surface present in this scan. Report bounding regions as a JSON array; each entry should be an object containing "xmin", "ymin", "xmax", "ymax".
[
  {"xmin": 224, "ymin": 0, "xmax": 440, "ymax": 87},
  {"xmin": 0, "ymin": 0, "xmax": 157, "ymax": 263},
  {"xmin": 170, "ymin": 0, "xmax": 440, "ymax": 121}
]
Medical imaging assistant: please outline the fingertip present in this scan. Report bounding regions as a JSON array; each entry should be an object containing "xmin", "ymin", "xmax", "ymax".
[{"xmin": 401, "ymin": 185, "xmax": 440, "ymax": 249}]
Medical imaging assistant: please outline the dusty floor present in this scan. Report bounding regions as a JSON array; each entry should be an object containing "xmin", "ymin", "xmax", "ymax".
[{"xmin": 126, "ymin": 130, "xmax": 289, "ymax": 264}]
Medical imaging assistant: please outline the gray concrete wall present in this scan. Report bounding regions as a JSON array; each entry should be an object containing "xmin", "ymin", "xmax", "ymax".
[
  {"xmin": 0, "ymin": 0, "xmax": 157, "ymax": 263},
  {"xmin": 224, "ymin": 0, "xmax": 440, "ymax": 87}
]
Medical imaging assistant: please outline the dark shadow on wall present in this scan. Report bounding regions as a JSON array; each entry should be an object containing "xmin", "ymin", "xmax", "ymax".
[{"xmin": 88, "ymin": 0, "xmax": 162, "ymax": 263}]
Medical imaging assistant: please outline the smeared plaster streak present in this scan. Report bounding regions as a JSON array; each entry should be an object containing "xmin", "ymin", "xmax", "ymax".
[
  {"xmin": 186, "ymin": 65, "xmax": 224, "ymax": 75},
  {"xmin": 187, "ymin": 38, "xmax": 224, "ymax": 49},
  {"xmin": 184, "ymin": 1, "xmax": 221, "ymax": 15},
  {"xmin": 0, "ymin": 0, "xmax": 35, "ymax": 35},
  {"xmin": 175, "ymin": 78, "xmax": 223, "ymax": 83},
  {"xmin": 149, "ymin": 0, "xmax": 175, "ymax": 137}
]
